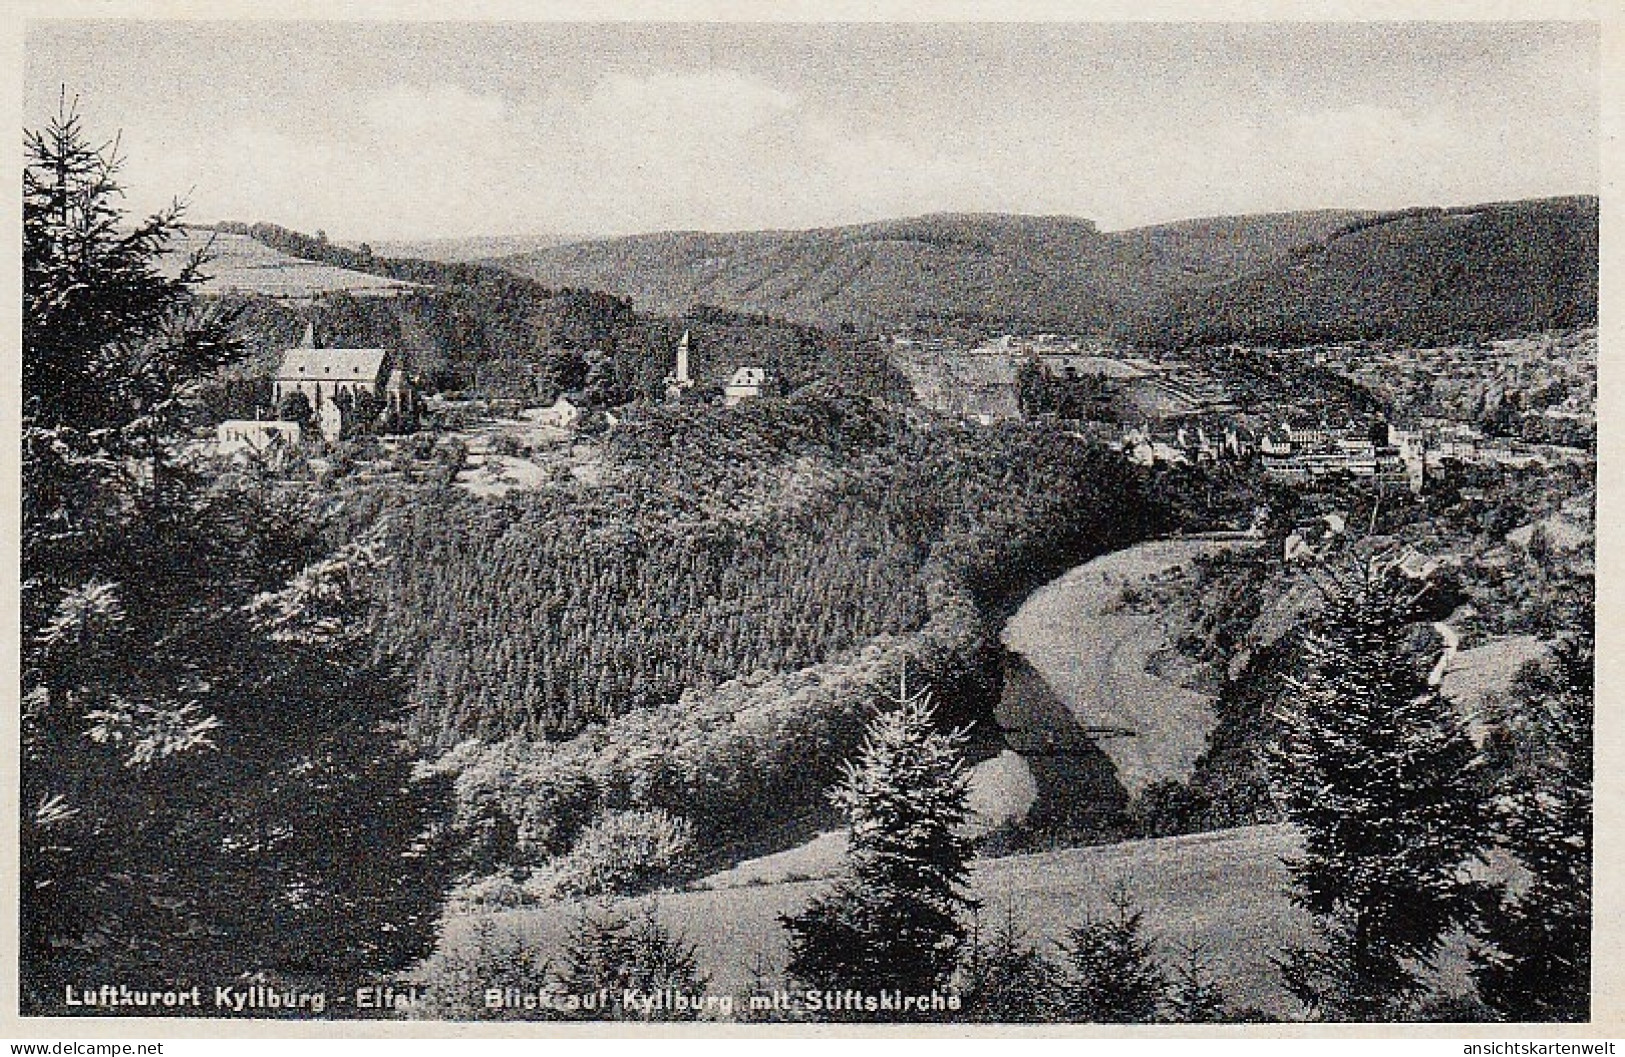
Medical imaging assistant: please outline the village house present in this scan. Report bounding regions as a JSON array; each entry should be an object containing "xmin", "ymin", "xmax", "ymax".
[
  {"xmin": 533, "ymin": 393, "xmax": 585, "ymax": 429},
  {"xmin": 724, "ymin": 366, "xmax": 771, "ymax": 406},
  {"xmin": 217, "ymin": 419, "xmax": 302, "ymax": 460}
]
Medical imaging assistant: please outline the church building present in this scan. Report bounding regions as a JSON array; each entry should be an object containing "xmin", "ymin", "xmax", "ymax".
[{"xmin": 273, "ymin": 324, "xmax": 415, "ymax": 441}]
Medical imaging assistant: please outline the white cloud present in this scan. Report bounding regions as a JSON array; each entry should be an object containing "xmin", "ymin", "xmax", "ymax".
[
  {"xmin": 57, "ymin": 24, "xmax": 1594, "ymax": 240},
  {"xmin": 564, "ymin": 70, "xmax": 798, "ymax": 146}
]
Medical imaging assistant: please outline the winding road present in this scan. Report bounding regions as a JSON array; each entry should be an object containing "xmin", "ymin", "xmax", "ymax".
[
  {"xmin": 993, "ymin": 537, "xmax": 1250, "ymax": 800},
  {"xmin": 705, "ymin": 535, "xmax": 1258, "ymax": 869}
]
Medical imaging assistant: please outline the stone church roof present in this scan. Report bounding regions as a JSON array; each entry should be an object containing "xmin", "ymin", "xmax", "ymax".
[{"xmin": 277, "ymin": 347, "xmax": 389, "ymax": 383}]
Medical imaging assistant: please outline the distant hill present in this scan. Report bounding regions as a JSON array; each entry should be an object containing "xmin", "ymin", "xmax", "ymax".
[
  {"xmin": 1143, "ymin": 197, "xmax": 1599, "ymax": 347},
  {"xmin": 159, "ymin": 226, "xmax": 421, "ymax": 299},
  {"xmin": 493, "ymin": 199, "xmax": 1598, "ymax": 345},
  {"xmin": 358, "ymin": 233, "xmax": 576, "ymax": 263},
  {"xmin": 492, "ymin": 210, "xmax": 1368, "ymax": 333}
]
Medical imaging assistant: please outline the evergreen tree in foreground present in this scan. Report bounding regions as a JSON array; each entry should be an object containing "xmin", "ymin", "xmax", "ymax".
[
  {"xmin": 1472, "ymin": 631, "xmax": 1593, "ymax": 1022},
  {"xmin": 1165, "ymin": 941, "xmax": 1230, "ymax": 1023},
  {"xmin": 960, "ymin": 900, "xmax": 1059, "ymax": 1022},
  {"xmin": 21, "ymin": 99, "xmax": 452, "ymax": 1010},
  {"xmin": 1267, "ymin": 560, "xmax": 1494, "ymax": 1021},
  {"xmin": 782, "ymin": 675, "xmax": 977, "ymax": 1011},
  {"xmin": 1057, "ymin": 882, "xmax": 1170, "ymax": 1022},
  {"xmin": 553, "ymin": 901, "xmax": 708, "ymax": 1021}
]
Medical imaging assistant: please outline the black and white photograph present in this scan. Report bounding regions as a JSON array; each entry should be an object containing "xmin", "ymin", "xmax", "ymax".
[{"xmin": 14, "ymin": 9, "xmax": 1605, "ymax": 1032}]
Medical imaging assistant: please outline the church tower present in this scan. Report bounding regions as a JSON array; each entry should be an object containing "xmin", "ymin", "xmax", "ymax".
[{"xmin": 665, "ymin": 329, "xmax": 696, "ymax": 401}]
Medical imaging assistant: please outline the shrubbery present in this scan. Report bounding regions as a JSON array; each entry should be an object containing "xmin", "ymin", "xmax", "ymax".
[{"xmin": 544, "ymin": 809, "xmax": 696, "ymax": 899}]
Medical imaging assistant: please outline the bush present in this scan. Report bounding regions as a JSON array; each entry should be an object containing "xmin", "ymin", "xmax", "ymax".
[
  {"xmin": 448, "ymin": 873, "xmax": 541, "ymax": 912},
  {"xmin": 492, "ymin": 432, "xmax": 532, "ymax": 458},
  {"xmin": 959, "ymin": 902, "xmax": 1060, "ymax": 1022},
  {"xmin": 1165, "ymin": 941, "xmax": 1231, "ymax": 1023},
  {"xmin": 548, "ymin": 808, "xmax": 695, "ymax": 898},
  {"xmin": 404, "ymin": 431, "xmax": 438, "ymax": 460},
  {"xmin": 435, "ymin": 437, "xmax": 469, "ymax": 469},
  {"xmin": 1127, "ymin": 779, "xmax": 1210, "ymax": 838}
]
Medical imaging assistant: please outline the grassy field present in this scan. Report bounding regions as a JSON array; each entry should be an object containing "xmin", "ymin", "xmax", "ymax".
[
  {"xmin": 157, "ymin": 227, "xmax": 420, "ymax": 299},
  {"xmin": 430, "ymin": 823, "xmax": 1313, "ymax": 1019}
]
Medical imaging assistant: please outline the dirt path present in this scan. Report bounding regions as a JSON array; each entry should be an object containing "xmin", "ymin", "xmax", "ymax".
[{"xmin": 700, "ymin": 536, "xmax": 1251, "ymax": 877}]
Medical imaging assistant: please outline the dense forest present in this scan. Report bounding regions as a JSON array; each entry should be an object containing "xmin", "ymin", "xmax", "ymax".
[{"xmin": 362, "ymin": 388, "xmax": 1164, "ymax": 748}]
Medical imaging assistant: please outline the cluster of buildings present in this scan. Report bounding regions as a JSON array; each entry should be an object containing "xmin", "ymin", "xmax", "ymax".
[
  {"xmin": 1280, "ymin": 512, "xmax": 1459, "ymax": 587},
  {"xmin": 1257, "ymin": 422, "xmax": 1419, "ymax": 490},
  {"xmin": 663, "ymin": 329, "xmax": 772, "ymax": 407},
  {"xmin": 216, "ymin": 324, "xmax": 418, "ymax": 457},
  {"xmin": 1119, "ymin": 416, "xmax": 1547, "ymax": 494},
  {"xmin": 1119, "ymin": 422, "xmax": 1255, "ymax": 467},
  {"xmin": 534, "ymin": 329, "xmax": 777, "ymax": 431},
  {"xmin": 218, "ymin": 324, "xmax": 780, "ymax": 463}
]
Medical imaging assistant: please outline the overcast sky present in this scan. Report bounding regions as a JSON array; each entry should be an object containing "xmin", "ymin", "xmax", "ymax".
[{"xmin": 24, "ymin": 20, "xmax": 1599, "ymax": 241}]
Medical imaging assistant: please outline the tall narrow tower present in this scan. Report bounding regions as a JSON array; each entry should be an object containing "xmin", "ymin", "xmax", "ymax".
[
  {"xmin": 665, "ymin": 329, "xmax": 696, "ymax": 402},
  {"xmin": 676, "ymin": 329, "xmax": 692, "ymax": 385}
]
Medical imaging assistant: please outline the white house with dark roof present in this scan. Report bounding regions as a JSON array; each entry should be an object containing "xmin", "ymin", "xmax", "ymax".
[{"xmin": 723, "ymin": 366, "xmax": 771, "ymax": 407}]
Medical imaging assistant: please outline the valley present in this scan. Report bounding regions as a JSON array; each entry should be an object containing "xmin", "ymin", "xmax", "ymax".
[{"xmin": 26, "ymin": 142, "xmax": 1596, "ymax": 1023}]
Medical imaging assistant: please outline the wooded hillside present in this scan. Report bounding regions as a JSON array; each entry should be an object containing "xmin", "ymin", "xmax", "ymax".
[{"xmin": 493, "ymin": 199, "xmax": 1597, "ymax": 345}]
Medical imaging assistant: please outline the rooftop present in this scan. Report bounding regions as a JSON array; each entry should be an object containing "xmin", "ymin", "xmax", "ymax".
[{"xmin": 278, "ymin": 347, "xmax": 388, "ymax": 381}]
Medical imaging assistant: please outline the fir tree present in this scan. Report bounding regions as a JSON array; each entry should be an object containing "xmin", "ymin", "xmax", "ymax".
[
  {"xmin": 1166, "ymin": 941, "xmax": 1230, "ymax": 1023},
  {"xmin": 1056, "ymin": 882, "xmax": 1170, "ymax": 1022},
  {"xmin": 1471, "ymin": 632, "xmax": 1592, "ymax": 1022},
  {"xmin": 20, "ymin": 100, "xmax": 452, "ymax": 1009},
  {"xmin": 553, "ymin": 901, "xmax": 708, "ymax": 1021},
  {"xmin": 781, "ymin": 674, "xmax": 978, "ymax": 1008},
  {"xmin": 1266, "ymin": 560, "xmax": 1494, "ymax": 1021},
  {"xmin": 23, "ymin": 94, "xmax": 237, "ymax": 439},
  {"xmin": 959, "ymin": 899, "xmax": 1059, "ymax": 1022}
]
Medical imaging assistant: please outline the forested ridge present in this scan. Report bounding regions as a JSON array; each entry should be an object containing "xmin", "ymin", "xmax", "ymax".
[
  {"xmin": 367, "ymin": 389, "xmax": 1164, "ymax": 748},
  {"xmin": 1140, "ymin": 198, "xmax": 1598, "ymax": 348},
  {"xmin": 495, "ymin": 199, "xmax": 1596, "ymax": 345},
  {"xmin": 201, "ymin": 222, "xmax": 902, "ymax": 409}
]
